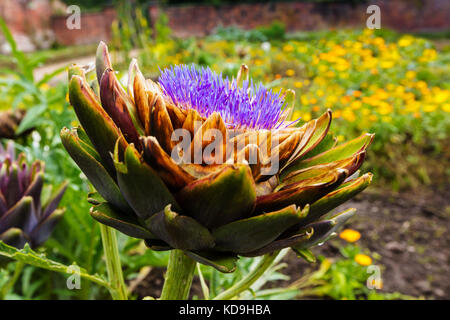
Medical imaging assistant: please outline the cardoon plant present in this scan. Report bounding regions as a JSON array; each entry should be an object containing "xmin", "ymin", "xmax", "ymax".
[
  {"xmin": 0, "ymin": 141, "xmax": 67, "ymax": 250},
  {"xmin": 61, "ymin": 42, "xmax": 373, "ymax": 300}
]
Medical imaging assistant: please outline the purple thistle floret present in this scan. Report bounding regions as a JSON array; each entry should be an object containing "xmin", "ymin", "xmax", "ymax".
[{"xmin": 159, "ymin": 65, "xmax": 287, "ymax": 130}]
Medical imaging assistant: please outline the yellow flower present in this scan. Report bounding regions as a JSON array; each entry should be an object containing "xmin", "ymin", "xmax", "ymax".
[
  {"xmin": 297, "ymin": 46, "xmax": 307, "ymax": 53},
  {"xmin": 403, "ymin": 92, "xmax": 415, "ymax": 101},
  {"xmin": 332, "ymin": 45, "xmax": 347, "ymax": 57},
  {"xmin": 416, "ymin": 81, "xmax": 428, "ymax": 90},
  {"xmin": 405, "ymin": 101, "xmax": 420, "ymax": 113},
  {"xmin": 398, "ymin": 36, "xmax": 413, "ymax": 47},
  {"xmin": 291, "ymin": 110, "xmax": 301, "ymax": 121},
  {"xmin": 325, "ymin": 70, "xmax": 335, "ymax": 78},
  {"xmin": 353, "ymin": 90, "xmax": 362, "ymax": 98},
  {"xmin": 386, "ymin": 84, "xmax": 395, "ymax": 92},
  {"xmin": 380, "ymin": 60, "xmax": 395, "ymax": 69},
  {"xmin": 378, "ymin": 102, "xmax": 393, "ymax": 115},
  {"xmin": 355, "ymin": 254, "xmax": 372, "ymax": 266},
  {"xmin": 442, "ymin": 103, "xmax": 450, "ymax": 113},
  {"xmin": 302, "ymin": 112, "xmax": 312, "ymax": 121},
  {"xmin": 395, "ymin": 86, "xmax": 405, "ymax": 96},
  {"xmin": 318, "ymin": 64, "xmax": 328, "ymax": 73},
  {"xmin": 335, "ymin": 59, "xmax": 350, "ymax": 72},
  {"xmin": 327, "ymin": 94, "xmax": 338, "ymax": 104},
  {"xmin": 363, "ymin": 29, "xmax": 374, "ymax": 37},
  {"xmin": 339, "ymin": 229, "xmax": 361, "ymax": 242},
  {"xmin": 351, "ymin": 41, "xmax": 362, "ymax": 51},
  {"xmin": 361, "ymin": 49, "xmax": 374, "ymax": 57},
  {"xmin": 373, "ymin": 37, "xmax": 385, "ymax": 47},
  {"xmin": 293, "ymin": 82, "xmax": 302, "ymax": 89},
  {"xmin": 406, "ymin": 70, "xmax": 416, "ymax": 80},
  {"xmin": 340, "ymin": 96, "xmax": 351, "ymax": 104},
  {"xmin": 351, "ymin": 101, "xmax": 362, "ymax": 110},
  {"xmin": 423, "ymin": 104, "xmax": 437, "ymax": 112},
  {"xmin": 285, "ymin": 69, "xmax": 295, "ymax": 77},
  {"xmin": 434, "ymin": 91, "xmax": 449, "ymax": 104},
  {"xmin": 254, "ymin": 59, "xmax": 263, "ymax": 66},
  {"xmin": 342, "ymin": 109, "xmax": 356, "ymax": 122},
  {"xmin": 283, "ymin": 44, "xmax": 294, "ymax": 53},
  {"xmin": 419, "ymin": 48, "xmax": 437, "ymax": 62},
  {"xmin": 375, "ymin": 89, "xmax": 389, "ymax": 100},
  {"xmin": 301, "ymin": 96, "xmax": 309, "ymax": 105}
]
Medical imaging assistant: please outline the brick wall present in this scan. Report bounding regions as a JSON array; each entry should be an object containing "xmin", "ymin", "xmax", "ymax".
[
  {"xmin": 154, "ymin": 0, "xmax": 450, "ymax": 37},
  {"xmin": 0, "ymin": 0, "xmax": 55, "ymax": 34},
  {"xmin": 51, "ymin": 7, "xmax": 116, "ymax": 46},
  {"xmin": 2, "ymin": 1, "xmax": 450, "ymax": 51},
  {"xmin": 0, "ymin": 0, "xmax": 65, "ymax": 52}
]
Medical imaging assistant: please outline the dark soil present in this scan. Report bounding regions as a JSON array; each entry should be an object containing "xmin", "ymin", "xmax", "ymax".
[{"xmin": 132, "ymin": 185, "xmax": 450, "ymax": 300}]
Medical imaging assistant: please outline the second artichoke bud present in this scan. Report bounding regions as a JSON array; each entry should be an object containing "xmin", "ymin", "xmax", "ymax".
[{"xmin": 0, "ymin": 141, "xmax": 67, "ymax": 250}]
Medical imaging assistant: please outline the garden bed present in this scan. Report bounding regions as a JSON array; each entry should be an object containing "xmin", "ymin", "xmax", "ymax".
[{"xmin": 132, "ymin": 186, "xmax": 450, "ymax": 300}]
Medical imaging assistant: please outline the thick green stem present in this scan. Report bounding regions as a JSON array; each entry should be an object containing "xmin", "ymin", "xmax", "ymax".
[
  {"xmin": 213, "ymin": 251, "xmax": 280, "ymax": 300},
  {"xmin": 160, "ymin": 249, "xmax": 196, "ymax": 300},
  {"xmin": 0, "ymin": 260, "xmax": 24, "ymax": 299},
  {"xmin": 100, "ymin": 224, "xmax": 128, "ymax": 300}
]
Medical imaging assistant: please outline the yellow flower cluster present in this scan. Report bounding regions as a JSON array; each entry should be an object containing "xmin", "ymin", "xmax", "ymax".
[{"xmin": 141, "ymin": 30, "xmax": 448, "ymax": 150}]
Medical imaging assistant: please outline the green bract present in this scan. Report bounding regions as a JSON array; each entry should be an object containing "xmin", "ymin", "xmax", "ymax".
[{"xmin": 61, "ymin": 42, "xmax": 373, "ymax": 272}]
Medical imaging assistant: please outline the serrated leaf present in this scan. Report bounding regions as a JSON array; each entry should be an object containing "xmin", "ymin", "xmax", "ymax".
[{"xmin": 0, "ymin": 241, "xmax": 110, "ymax": 289}]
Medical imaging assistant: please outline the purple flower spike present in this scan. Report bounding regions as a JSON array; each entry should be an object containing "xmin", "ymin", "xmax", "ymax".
[{"xmin": 158, "ymin": 65, "xmax": 287, "ymax": 130}]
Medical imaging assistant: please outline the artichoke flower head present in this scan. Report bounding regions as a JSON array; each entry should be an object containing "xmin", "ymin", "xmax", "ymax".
[
  {"xmin": 0, "ymin": 141, "xmax": 67, "ymax": 249},
  {"xmin": 61, "ymin": 42, "xmax": 373, "ymax": 272}
]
